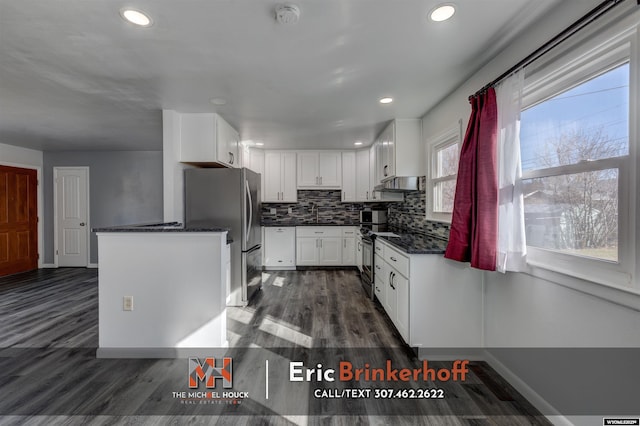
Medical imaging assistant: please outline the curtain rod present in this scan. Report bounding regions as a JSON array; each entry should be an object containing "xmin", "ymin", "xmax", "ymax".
[{"xmin": 469, "ymin": 0, "xmax": 630, "ymax": 99}]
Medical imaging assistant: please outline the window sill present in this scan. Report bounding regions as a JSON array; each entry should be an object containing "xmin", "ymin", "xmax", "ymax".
[{"xmin": 523, "ymin": 258, "xmax": 640, "ymax": 312}]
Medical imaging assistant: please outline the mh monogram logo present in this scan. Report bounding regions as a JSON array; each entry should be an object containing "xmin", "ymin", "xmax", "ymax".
[{"xmin": 188, "ymin": 357, "xmax": 233, "ymax": 389}]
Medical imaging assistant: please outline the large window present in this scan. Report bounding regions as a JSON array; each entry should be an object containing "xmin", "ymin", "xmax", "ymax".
[
  {"xmin": 520, "ymin": 34, "xmax": 634, "ymax": 289},
  {"xmin": 427, "ymin": 124, "xmax": 461, "ymax": 222}
]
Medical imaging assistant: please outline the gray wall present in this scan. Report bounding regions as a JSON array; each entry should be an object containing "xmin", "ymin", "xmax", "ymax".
[{"xmin": 43, "ymin": 151, "xmax": 163, "ymax": 264}]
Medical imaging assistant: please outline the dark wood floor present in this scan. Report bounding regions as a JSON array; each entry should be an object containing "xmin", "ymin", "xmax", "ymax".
[{"xmin": 0, "ymin": 268, "xmax": 551, "ymax": 425}]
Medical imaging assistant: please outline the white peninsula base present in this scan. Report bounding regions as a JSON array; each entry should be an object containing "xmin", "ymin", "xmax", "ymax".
[{"xmin": 96, "ymin": 230, "xmax": 230, "ymax": 358}]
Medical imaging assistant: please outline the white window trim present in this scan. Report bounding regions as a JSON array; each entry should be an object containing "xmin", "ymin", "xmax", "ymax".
[
  {"xmin": 426, "ymin": 120, "xmax": 462, "ymax": 223},
  {"xmin": 519, "ymin": 21, "xmax": 638, "ymax": 298}
]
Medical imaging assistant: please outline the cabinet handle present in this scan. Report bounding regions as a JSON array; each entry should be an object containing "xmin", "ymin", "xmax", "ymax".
[
  {"xmin": 390, "ymin": 256, "xmax": 397, "ymax": 262},
  {"xmin": 389, "ymin": 271, "xmax": 393, "ymax": 287},
  {"xmin": 320, "ymin": 176, "xmax": 322, "ymax": 185},
  {"xmin": 390, "ymin": 272, "xmax": 396, "ymax": 290},
  {"xmin": 366, "ymin": 191, "xmax": 369, "ymax": 200},
  {"xmin": 314, "ymin": 231, "xmax": 323, "ymax": 234},
  {"xmin": 343, "ymin": 191, "xmax": 345, "ymax": 199},
  {"xmin": 229, "ymin": 152, "xmax": 234, "ymax": 164},
  {"xmin": 383, "ymin": 165, "xmax": 388, "ymax": 177}
]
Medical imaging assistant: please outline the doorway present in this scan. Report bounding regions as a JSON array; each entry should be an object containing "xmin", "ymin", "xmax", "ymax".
[
  {"xmin": 54, "ymin": 167, "xmax": 89, "ymax": 267},
  {"xmin": 0, "ymin": 165, "xmax": 38, "ymax": 277}
]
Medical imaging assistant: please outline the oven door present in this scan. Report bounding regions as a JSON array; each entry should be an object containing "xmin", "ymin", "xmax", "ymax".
[{"xmin": 361, "ymin": 237, "xmax": 374, "ymax": 299}]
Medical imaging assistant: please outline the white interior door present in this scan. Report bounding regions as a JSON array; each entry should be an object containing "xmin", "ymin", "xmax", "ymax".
[{"xmin": 55, "ymin": 167, "xmax": 89, "ymax": 267}]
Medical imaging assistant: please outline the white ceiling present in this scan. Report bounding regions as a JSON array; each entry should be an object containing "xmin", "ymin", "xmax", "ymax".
[{"xmin": 0, "ymin": 0, "xmax": 570, "ymax": 152}]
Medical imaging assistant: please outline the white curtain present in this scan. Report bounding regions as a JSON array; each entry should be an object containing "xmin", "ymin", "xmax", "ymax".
[{"xmin": 495, "ymin": 70, "xmax": 527, "ymax": 272}]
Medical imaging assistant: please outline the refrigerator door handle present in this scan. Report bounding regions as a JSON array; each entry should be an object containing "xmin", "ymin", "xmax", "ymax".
[{"xmin": 245, "ymin": 179, "xmax": 252, "ymax": 244}]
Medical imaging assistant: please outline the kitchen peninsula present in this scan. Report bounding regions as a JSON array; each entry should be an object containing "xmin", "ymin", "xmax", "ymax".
[{"xmin": 94, "ymin": 222, "xmax": 231, "ymax": 358}]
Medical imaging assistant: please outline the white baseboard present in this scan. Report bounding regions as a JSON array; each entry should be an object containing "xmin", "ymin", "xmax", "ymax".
[
  {"xmin": 41, "ymin": 264, "xmax": 57, "ymax": 268},
  {"xmin": 87, "ymin": 263, "xmax": 98, "ymax": 269},
  {"xmin": 482, "ymin": 350, "xmax": 573, "ymax": 426}
]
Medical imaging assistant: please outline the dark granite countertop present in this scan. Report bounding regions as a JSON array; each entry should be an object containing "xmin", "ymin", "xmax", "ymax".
[
  {"xmin": 262, "ymin": 222, "xmax": 360, "ymax": 227},
  {"xmin": 373, "ymin": 228, "xmax": 448, "ymax": 255},
  {"xmin": 93, "ymin": 222, "xmax": 233, "ymax": 243}
]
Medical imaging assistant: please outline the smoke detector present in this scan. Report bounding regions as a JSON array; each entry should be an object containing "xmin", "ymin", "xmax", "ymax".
[{"xmin": 275, "ymin": 4, "xmax": 300, "ymax": 25}]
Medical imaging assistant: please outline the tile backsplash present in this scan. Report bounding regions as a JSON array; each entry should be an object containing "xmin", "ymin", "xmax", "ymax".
[
  {"xmin": 261, "ymin": 190, "xmax": 388, "ymax": 225},
  {"xmin": 261, "ymin": 178, "xmax": 450, "ymax": 240},
  {"xmin": 387, "ymin": 177, "xmax": 450, "ymax": 240}
]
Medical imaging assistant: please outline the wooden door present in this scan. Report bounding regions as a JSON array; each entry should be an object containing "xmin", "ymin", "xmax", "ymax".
[{"xmin": 0, "ymin": 165, "xmax": 38, "ymax": 277}]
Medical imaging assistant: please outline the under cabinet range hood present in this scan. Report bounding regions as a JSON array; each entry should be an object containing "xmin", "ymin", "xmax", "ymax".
[{"xmin": 375, "ymin": 176, "xmax": 424, "ymax": 192}]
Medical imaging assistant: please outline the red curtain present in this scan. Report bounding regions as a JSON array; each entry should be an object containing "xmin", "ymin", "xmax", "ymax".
[{"xmin": 444, "ymin": 88, "xmax": 498, "ymax": 271}]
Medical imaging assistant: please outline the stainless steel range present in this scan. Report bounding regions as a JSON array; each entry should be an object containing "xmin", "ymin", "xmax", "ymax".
[{"xmin": 359, "ymin": 218, "xmax": 388, "ymax": 300}]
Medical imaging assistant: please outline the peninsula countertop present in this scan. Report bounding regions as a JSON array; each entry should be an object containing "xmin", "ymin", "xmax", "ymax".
[{"xmin": 93, "ymin": 222, "xmax": 233, "ymax": 243}]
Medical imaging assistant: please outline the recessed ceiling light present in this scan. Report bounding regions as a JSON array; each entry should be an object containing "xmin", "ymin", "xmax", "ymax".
[
  {"xmin": 429, "ymin": 4, "xmax": 456, "ymax": 22},
  {"xmin": 354, "ymin": 142, "xmax": 363, "ymax": 146},
  {"xmin": 379, "ymin": 97, "xmax": 393, "ymax": 104},
  {"xmin": 210, "ymin": 98, "xmax": 227, "ymax": 106},
  {"xmin": 256, "ymin": 142, "xmax": 264, "ymax": 146},
  {"xmin": 120, "ymin": 8, "xmax": 153, "ymax": 27}
]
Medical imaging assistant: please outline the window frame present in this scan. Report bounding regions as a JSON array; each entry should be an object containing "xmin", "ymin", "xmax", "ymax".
[
  {"xmin": 519, "ymin": 27, "xmax": 637, "ymax": 292},
  {"xmin": 426, "ymin": 121, "xmax": 462, "ymax": 223}
]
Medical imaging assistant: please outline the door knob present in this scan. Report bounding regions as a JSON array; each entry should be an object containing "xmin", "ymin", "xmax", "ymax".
[{"xmin": 80, "ymin": 222, "xmax": 85, "ymax": 226}]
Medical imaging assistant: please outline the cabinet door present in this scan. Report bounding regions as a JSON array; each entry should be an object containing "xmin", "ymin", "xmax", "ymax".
[
  {"xmin": 281, "ymin": 152, "xmax": 297, "ymax": 202},
  {"xmin": 385, "ymin": 267, "xmax": 397, "ymax": 326},
  {"xmin": 265, "ymin": 227, "xmax": 295, "ymax": 267},
  {"xmin": 180, "ymin": 113, "xmax": 216, "ymax": 162},
  {"xmin": 385, "ymin": 121, "xmax": 396, "ymax": 178},
  {"xmin": 296, "ymin": 238, "xmax": 319, "ymax": 265},
  {"xmin": 374, "ymin": 254, "xmax": 387, "ymax": 307},
  {"xmin": 393, "ymin": 270, "xmax": 409, "ymax": 343},
  {"xmin": 369, "ymin": 145, "xmax": 379, "ymax": 201},
  {"xmin": 355, "ymin": 150, "xmax": 370, "ymax": 201},
  {"xmin": 318, "ymin": 237, "xmax": 342, "ymax": 265},
  {"xmin": 297, "ymin": 152, "xmax": 319, "ymax": 187},
  {"xmin": 341, "ymin": 152, "xmax": 356, "ymax": 201},
  {"xmin": 342, "ymin": 237, "xmax": 356, "ymax": 265},
  {"xmin": 216, "ymin": 116, "xmax": 238, "ymax": 167},
  {"xmin": 318, "ymin": 152, "xmax": 341, "ymax": 187},
  {"xmin": 264, "ymin": 152, "xmax": 282, "ymax": 202}
]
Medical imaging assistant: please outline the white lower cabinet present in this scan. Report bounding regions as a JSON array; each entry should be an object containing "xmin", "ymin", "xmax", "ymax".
[
  {"xmin": 264, "ymin": 227, "xmax": 296, "ymax": 270},
  {"xmin": 296, "ymin": 226, "xmax": 358, "ymax": 266},
  {"xmin": 296, "ymin": 227, "xmax": 342, "ymax": 266},
  {"xmin": 375, "ymin": 239, "xmax": 483, "ymax": 347}
]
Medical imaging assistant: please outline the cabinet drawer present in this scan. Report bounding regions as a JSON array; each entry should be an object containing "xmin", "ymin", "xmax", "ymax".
[
  {"xmin": 296, "ymin": 226, "xmax": 342, "ymax": 237},
  {"xmin": 383, "ymin": 245, "xmax": 409, "ymax": 277},
  {"xmin": 341, "ymin": 227, "xmax": 358, "ymax": 237}
]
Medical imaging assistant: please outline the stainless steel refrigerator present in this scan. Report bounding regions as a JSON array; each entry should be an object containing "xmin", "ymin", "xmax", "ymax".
[{"xmin": 185, "ymin": 167, "xmax": 262, "ymax": 306}]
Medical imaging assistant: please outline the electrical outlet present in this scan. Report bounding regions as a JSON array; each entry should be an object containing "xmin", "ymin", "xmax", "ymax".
[
  {"xmin": 123, "ymin": 296, "xmax": 134, "ymax": 311},
  {"xmin": 288, "ymin": 207, "xmax": 293, "ymax": 214},
  {"xmin": 270, "ymin": 208, "xmax": 276, "ymax": 215}
]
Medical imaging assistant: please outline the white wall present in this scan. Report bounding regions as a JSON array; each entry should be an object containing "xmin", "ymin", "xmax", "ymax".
[
  {"xmin": 0, "ymin": 142, "xmax": 45, "ymax": 268},
  {"xmin": 420, "ymin": 2, "xmax": 640, "ymax": 422},
  {"xmin": 162, "ymin": 110, "xmax": 193, "ymax": 223}
]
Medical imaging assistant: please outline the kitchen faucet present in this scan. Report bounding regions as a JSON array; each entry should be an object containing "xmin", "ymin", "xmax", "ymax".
[{"xmin": 309, "ymin": 202, "xmax": 319, "ymax": 223}]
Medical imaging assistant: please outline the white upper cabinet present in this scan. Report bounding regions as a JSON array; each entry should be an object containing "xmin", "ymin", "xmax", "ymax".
[
  {"xmin": 374, "ymin": 119, "xmax": 422, "ymax": 185},
  {"xmin": 264, "ymin": 151, "xmax": 297, "ymax": 203},
  {"xmin": 297, "ymin": 151, "xmax": 342, "ymax": 189},
  {"xmin": 368, "ymin": 144, "xmax": 404, "ymax": 202},
  {"xmin": 341, "ymin": 151, "xmax": 356, "ymax": 202},
  {"xmin": 355, "ymin": 149, "xmax": 370, "ymax": 201},
  {"xmin": 179, "ymin": 113, "xmax": 239, "ymax": 167}
]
